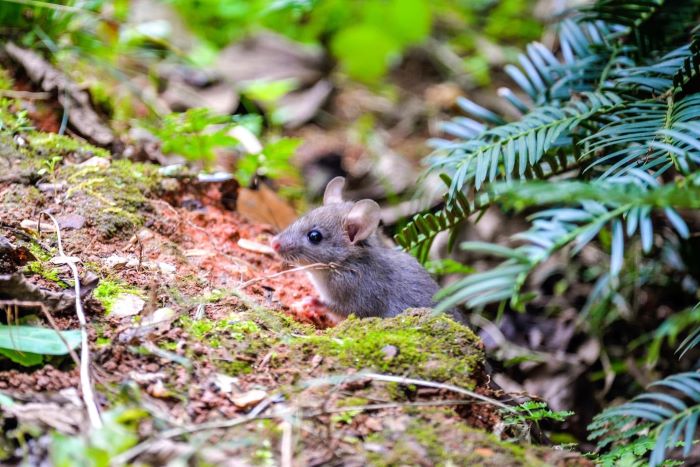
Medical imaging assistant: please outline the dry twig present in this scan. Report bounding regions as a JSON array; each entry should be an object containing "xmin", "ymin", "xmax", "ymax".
[
  {"xmin": 38, "ymin": 211, "xmax": 102, "ymax": 428},
  {"xmin": 236, "ymin": 262, "xmax": 338, "ymax": 290}
]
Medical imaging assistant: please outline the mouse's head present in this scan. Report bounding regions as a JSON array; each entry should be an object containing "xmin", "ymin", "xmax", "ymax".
[{"xmin": 271, "ymin": 177, "xmax": 381, "ymax": 265}]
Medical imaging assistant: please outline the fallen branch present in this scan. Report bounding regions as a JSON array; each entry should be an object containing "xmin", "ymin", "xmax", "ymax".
[
  {"xmin": 38, "ymin": 211, "xmax": 102, "ymax": 429},
  {"xmin": 303, "ymin": 371, "xmax": 514, "ymax": 412},
  {"xmin": 304, "ymin": 398, "xmax": 480, "ymax": 418},
  {"xmin": 362, "ymin": 372, "xmax": 514, "ymax": 411}
]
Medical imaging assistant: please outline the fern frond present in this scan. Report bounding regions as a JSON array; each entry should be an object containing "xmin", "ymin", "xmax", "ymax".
[
  {"xmin": 676, "ymin": 303, "xmax": 700, "ymax": 357},
  {"xmin": 609, "ymin": 42, "xmax": 696, "ymax": 94},
  {"xmin": 587, "ymin": 0, "xmax": 700, "ymax": 53},
  {"xmin": 586, "ymin": 0, "xmax": 661, "ymax": 29},
  {"xmin": 583, "ymin": 93, "xmax": 700, "ymax": 177},
  {"xmin": 394, "ymin": 178, "xmax": 494, "ymax": 262},
  {"xmin": 673, "ymin": 36, "xmax": 700, "ymax": 95},
  {"xmin": 434, "ymin": 201, "xmax": 628, "ymax": 311},
  {"xmin": 677, "ymin": 327, "xmax": 700, "ymax": 358},
  {"xmin": 434, "ymin": 20, "xmax": 614, "ymax": 122},
  {"xmin": 433, "ymin": 174, "xmax": 695, "ymax": 310},
  {"xmin": 589, "ymin": 372, "xmax": 700, "ymax": 466},
  {"xmin": 431, "ymin": 92, "xmax": 624, "ymax": 196}
]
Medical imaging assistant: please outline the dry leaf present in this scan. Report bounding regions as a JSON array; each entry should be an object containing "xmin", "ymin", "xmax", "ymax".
[
  {"xmin": 111, "ymin": 293, "xmax": 146, "ymax": 317},
  {"xmin": 474, "ymin": 448, "xmax": 495, "ymax": 457},
  {"xmin": 237, "ymin": 184, "xmax": 297, "ymax": 230},
  {"xmin": 237, "ymin": 238, "xmax": 275, "ymax": 255},
  {"xmin": 231, "ymin": 389, "xmax": 267, "ymax": 408}
]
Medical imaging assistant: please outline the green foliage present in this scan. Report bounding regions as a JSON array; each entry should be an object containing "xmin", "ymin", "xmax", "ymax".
[
  {"xmin": 50, "ymin": 406, "xmax": 146, "ymax": 467},
  {"xmin": 235, "ymin": 136, "xmax": 301, "ymax": 186},
  {"xmin": 167, "ymin": 0, "xmax": 541, "ymax": 84},
  {"xmin": 0, "ymin": 324, "xmax": 81, "ymax": 367},
  {"xmin": 151, "ymin": 108, "xmax": 298, "ymax": 185},
  {"xmin": 152, "ymin": 108, "xmax": 241, "ymax": 167},
  {"xmin": 502, "ymin": 400, "xmax": 573, "ymax": 429},
  {"xmin": 589, "ymin": 371, "xmax": 700, "ymax": 466},
  {"xmin": 399, "ymin": 3, "xmax": 700, "ymax": 311},
  {"xmin": 93, "ymin": 279, "xmax": 143, "ymax": 314},
  {"xmin": 397, "ymin": 2, "xmax": 700, "ymax": 464}
]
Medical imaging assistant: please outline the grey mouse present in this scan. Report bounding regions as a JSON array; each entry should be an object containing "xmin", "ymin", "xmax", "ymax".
[{"xmin": 271, "ymin": 176, "xmax": 443, "ymax": 319}]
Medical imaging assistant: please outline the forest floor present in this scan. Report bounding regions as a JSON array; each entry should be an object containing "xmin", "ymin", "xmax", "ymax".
[{"xmin": 0, "ymin": 73, "xmax": 594, "ymax": 465}]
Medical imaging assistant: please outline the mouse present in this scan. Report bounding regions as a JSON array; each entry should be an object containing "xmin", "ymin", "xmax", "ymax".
[{"xmin": 271, "ymin": 176, "xmax": 449, "ymax": 319}]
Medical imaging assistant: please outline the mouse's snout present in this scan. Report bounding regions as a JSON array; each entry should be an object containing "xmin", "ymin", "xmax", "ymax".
[{"xmin": 270, "ymin": 236, "xmax": 282, "ymax": 253}]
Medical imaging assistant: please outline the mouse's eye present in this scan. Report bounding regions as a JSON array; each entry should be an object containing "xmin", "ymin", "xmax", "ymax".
[{"xmin": 307, "ymin": 229, "xmax": 323, "ymax": 244}]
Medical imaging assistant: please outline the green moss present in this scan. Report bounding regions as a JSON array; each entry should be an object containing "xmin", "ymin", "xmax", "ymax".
[
  {"xmin": 336, "ymin": 396, "xmax": 369, "ymax": 408},
  {"xmin": 94, "ymin": 279, "xmax": 144, "ymax": 314},
  {"xmin": 24, "ymin": 261, "xmax": 68, "ymax": 288},
  {"xmin": 1, "ymin": 129, "xmax": 160, "ymax": 238},
  {"xmin": 26, "ymin": 241, "xmax": 53, "ymax": 262},
  {"xmin": 179, "ymin": 316, "xmax": 262, "ymax": 347},
  {"xmin": 159, "ymin": 341, "xmax": 178, "ymax": 351},
  {"xmin": 28, "ymin": 133, "xmax": 110, "ymax": 160},
  {"xmin": 364, "ymin": 412, "xmax": 548, "ymax": 466},
  {"xmin": 0, "ymin": 67, "xmax": 13, "ymax": 89},
  {"xmin": 63, "ymin": 159, "xmax": 160, "ymax": 237},
  {"xmin": 291, "ymin": 310, "xmax": 483, "ymax": 388},
  {"xmin": 176, "ymin": 312, "xmax": 284, "ymax": 375},
  {"xmin": 1, "ymin": 184, "xmax": 44, "ymax": 206}
]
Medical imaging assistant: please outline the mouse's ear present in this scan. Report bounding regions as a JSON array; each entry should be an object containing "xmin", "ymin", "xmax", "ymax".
[
  {"xmin": 323, "ymin": 176, "xmax": 345, "ymax": 205},
  {"xmin": 344, "ymin": 199, "xmax": 381, "ymax": 244}
]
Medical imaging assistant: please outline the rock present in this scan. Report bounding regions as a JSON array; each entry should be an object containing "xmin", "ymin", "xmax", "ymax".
[
  {"xmin": 237, "ymin": 238, "xmax": 275, "ymax": 256},
  {"xmin": 157, "ymin": 262, "xmax": 176, "ymax": 275},
  {"xmin": 103, "ymin": 254, "xmax": 130, "ymax": 269},
  {"xmin": 212, "ymin": 374, "xmax": 241, "ymax": 394},
  {"xmin": 231, "ymin": 389, "xmax": 267, "ymax": 408},
  {"xmin": 77, "ymin": 156, "xmax": 111, "ymax": 169},
  {"xmin": 56, "ymin": 214, "xmax": 85, "ymax": 230},
  {"xmin": 37, "ymin": 182, "xmax": 67, "ymax": 194},
  {"xmin": 381, "ymin": 344, "xmax": 399, "ymax": 361},
  {"xmin": 111, "ymin": 293, "xmax": 146, "ymax": 317}
]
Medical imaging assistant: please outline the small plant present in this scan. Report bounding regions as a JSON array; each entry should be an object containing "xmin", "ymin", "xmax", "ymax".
[
  {"xmin": 37, "ymin": 155, "xmax": 63, "ymax": 179},
  {"xmin": 0, "ymin": 321, "xmax": 81, "ymax": 367},
  {"xmin": 589, "ymin": 310, "xmax": 700, "ymax": 467},
  {"xmin": 37, "ymin": 155, "xmax": 63, "ymax": 199},
  {"xmin": 501, "ymin": 400, "xmax": 573, "ymax": 440},
  {"xmin": 49, "ymin": 406, "xmax": 147, "ymax": 466},
  {"xmin": 151, "ymin": 108, "xmax": 300, "ymax": 185},
  {"xmin": 503, "ymin": 400, "xmax": 574, "ymax": 426}
]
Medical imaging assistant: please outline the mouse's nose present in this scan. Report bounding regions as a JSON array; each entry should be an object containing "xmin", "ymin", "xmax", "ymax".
[{"xmin": 271, "ymin": 237, "xmax": 281, "ymax": 252}]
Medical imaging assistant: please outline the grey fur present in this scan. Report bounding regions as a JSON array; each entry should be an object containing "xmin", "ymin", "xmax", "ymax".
[{"xmin": 272, "ymin": 196, "xmax": 441, "ymax": 318}]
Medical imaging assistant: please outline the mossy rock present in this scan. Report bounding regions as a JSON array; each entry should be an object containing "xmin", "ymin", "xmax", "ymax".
[
  {"xmin": 160, "ymin": 308, "xmax": 586, "ymax": 466},
  {"xmin": 0, "ymin": 129, "xmax": 160, "ymax": 238},
  {"xmin": 288, "ymin": 309, "xmax": 484, "ymax": 388}
]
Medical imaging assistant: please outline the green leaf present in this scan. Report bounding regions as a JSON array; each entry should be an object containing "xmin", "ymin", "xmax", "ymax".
[
  {"xmin": 385, "ymin": 0, "xmax": 431, "ymax": 47},
  {"xmin": 0, "ymin": 324, "xmax": 81, "ymax": 355},
  {"xmin": 331, "ymin": 24, "xmax": 399, "ymax": 83},
  {"xmin": 241, "ymin": 78, "xmax": 299, "ymax": 103},
  {"xmin": 0, "ymin": 391, "xmax": 15, "ymax": 407},
  {"xmin": 0, "ymin": 347, "xmax": 44, "ymax": 366}
]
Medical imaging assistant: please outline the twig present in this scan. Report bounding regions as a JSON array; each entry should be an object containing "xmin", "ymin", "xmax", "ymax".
[
  {"xmin": 236, "ymin": 263, "xmax": 337, "ymax": 290},
  {"xmin": 280, "ymin": 418, "xmax": 293, "ymax": 467},
  {"xmin": 304, "ymin": 371, "xmax": 514, "ymax": 412},
  {"xmin": 38, "ymin": 211, "xmax": 102, "ymax": 429},
  {"xmin": 304, "ymin": 399, "xmax": 480, "ymax": 418},
  {"xmin": 0, "ymin": 90, "xmax": 51, "ymax": 100}
]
